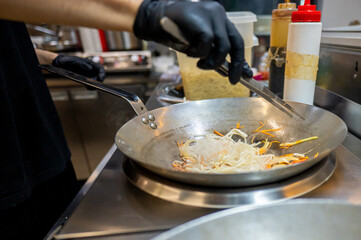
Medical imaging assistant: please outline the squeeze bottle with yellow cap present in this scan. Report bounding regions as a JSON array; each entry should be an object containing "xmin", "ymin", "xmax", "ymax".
[
  {"xmin": 269, "ymin": 0, "xmax": 296, "ymax": 98},
  {"xmin": 283, "ymin": 0, "xmax": 322, "ymax": 105}
]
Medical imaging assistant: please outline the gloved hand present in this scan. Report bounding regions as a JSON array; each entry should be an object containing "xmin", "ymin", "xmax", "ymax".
[
  {"xmin": 133, "ymin": 0, "xmax": 253, "ymax": 84},
  {"xmin": 52, "ymin": 54, "xmax": 106, "ymax": 89}
]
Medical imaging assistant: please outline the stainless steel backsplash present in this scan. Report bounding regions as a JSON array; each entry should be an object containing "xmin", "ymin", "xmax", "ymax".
[{"xmin": 315, "ymin": 44, "xmax": 361, "ymax": 138}]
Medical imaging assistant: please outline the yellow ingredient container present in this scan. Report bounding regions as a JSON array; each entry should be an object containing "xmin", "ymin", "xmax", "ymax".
[{"xmin": 177, "ymin": 12, "xmax": 257, "ymax": 101}]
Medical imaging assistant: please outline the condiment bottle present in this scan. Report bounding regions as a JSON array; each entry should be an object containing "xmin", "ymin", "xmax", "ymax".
[
  {"xmin": 283, "ymin": 0, "xmax": 322, "ymax": 105},
  {"xmin": 268, "ymin": 0, "xmax": 297, "ymax": 98}
]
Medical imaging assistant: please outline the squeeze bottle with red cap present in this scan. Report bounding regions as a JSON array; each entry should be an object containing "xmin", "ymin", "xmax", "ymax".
[{"xmin": 283, "ymin": 0, "xmax": 322, "ymax": 105}]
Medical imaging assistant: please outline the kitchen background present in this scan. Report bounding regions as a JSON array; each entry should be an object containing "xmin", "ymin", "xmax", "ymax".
[{"xmin": 28, "ymin": 0, "xmax": 361, "ymax": 181}]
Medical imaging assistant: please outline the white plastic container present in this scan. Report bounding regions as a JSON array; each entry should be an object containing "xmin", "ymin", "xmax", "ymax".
[
  {"xmin": 177, "ymin": 12, "xmax": 257, "ymax": 101},
  {"xmin": 283, "ymin": 0, "xmax": 322, "ymax": 105},
  {"xmin": 227, "ymin": 12, "xmax": 257, "ymax": 65}
]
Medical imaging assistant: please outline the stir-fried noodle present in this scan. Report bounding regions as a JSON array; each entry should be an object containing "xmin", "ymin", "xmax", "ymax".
[{"xmin": 172, "ymin": 124, "xmax": 318, "ymax": 173}]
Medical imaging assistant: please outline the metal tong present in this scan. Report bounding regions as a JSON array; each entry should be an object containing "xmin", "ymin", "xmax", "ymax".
[{"xmin": 160, "ymin": 17, "xmax": 305, "ymax": 120}]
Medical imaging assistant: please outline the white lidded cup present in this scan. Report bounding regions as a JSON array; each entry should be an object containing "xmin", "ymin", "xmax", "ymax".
[
  {"xmin": 226, "ymin": 12, "xmax": 258, "ymax": 65},
  {"xmin": 283, "ymin": 0, "xmax": 322, "ymax": 105}
]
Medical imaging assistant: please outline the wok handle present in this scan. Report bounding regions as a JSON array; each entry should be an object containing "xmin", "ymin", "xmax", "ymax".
[{"xmin": 40, "ymin": 64, "xmax": 148, "ymax": 115}]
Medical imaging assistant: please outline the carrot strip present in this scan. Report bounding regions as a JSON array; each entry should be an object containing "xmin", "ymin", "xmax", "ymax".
[
  {"xmin": 290, "ymin": 159, "xmax": 308, "ymax": 165},
  {"xmin": 254, "ymin": 122, "xmax": 266, "ymax": 132},
  {"xmin": 234, "ymin": 123, "xmax": 244, "ymax": 129},
  {"xmin": 172, "ymin": 162, "xmax": 185, "ymax": 170},
  {"xmin": 314, "ymin": 152, "xmax": 319, "ymax": 158},
  {"xmin": 279, "ymin": 136, "xmax": 318, "ymax": 148},
  {"xmin": 280, "ymin": 146, "xmax": 290, "ymax": 149},
  {"xmin": 214, "ymin": 130, "xmax": 224, "ymax": 137},
  {"xmin": 261, "ymin": 128, "xmax": 282, "ymax": 132},
  {"xmin": 268, "ymin": 162, "xmax": 290, "ymax": 168},
  {"xmin": 279, "ymin": 153, "xmax": 295, "ymax": 158},
  {"xmin": 258, "ymin": 131, "xmax": 276, "ymax": 137},
  {"xmin": 200, "ymin": 156, "xmax": 207, "ymax": 167},
  {"xmin": 253, "ymin": 122, "xmax": 280, "ymax": 138},
  {"xmin": 259, "ymin": 148, "xmax": 267, "ymax": 155}
]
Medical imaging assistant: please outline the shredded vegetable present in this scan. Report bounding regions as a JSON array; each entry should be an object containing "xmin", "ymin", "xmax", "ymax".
[
  {"xmin": 172, "ymin": 123, "xmax": 318, "ymax": 173},
  {"xmin": 252, "ymin": 121, "xmax": 281, "ymax": 138},
  {"xmin": 279, "ymin": 136, "xmax": 319, "ymax": 149}
]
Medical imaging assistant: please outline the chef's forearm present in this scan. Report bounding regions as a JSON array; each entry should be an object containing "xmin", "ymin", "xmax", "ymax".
[
  {"xmin": 35, "ymin": 49, "xmax": 58, "ymax": 65},
  {"xmin": 0, "ymin": 0, "xmax": 143, "ymax": 32}
]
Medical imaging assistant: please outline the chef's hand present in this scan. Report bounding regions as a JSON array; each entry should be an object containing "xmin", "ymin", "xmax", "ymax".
[
  {"xmin": 133, "ymin": 0, "xmax": 253, "ymax": 84},
  {"xmin": 52, "ymin": 55, "xmax": 106, "ymax": 89}
]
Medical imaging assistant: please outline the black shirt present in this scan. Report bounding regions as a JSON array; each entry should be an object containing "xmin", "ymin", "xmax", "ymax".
[{"xmin": 0, "ymin": 20, "xmax": 71, "ymax": 210}]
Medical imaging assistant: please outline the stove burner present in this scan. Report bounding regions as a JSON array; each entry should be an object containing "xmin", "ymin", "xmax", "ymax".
[
  {"xmin": 123, "ymin": 154, "xmax": 336, "ymax": 209},
  {"xmin": 156, "ymin": 83, "xmax": 185, "ymax": 105}
]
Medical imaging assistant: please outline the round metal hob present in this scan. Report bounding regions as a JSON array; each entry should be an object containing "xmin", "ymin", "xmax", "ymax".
[{"xmin": 123, "ymin": 154, "xmax": 336, "ymax": 209}]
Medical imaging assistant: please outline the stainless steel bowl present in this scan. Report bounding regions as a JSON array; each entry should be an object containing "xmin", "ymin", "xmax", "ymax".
[{"xmin": 152, "ymin": 199, "xmax": 361, "ymax": 240}]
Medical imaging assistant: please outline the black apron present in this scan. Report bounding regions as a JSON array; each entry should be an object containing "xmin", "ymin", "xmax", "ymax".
[{"xmin": 0, "ymin": 20, "xmax": 71, "ymax": 210}]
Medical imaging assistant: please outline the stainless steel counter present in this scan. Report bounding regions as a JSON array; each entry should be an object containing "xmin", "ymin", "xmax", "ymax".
[{"xmin": 46, "ymin": 84, "xmax": 361, "ymax": 240}]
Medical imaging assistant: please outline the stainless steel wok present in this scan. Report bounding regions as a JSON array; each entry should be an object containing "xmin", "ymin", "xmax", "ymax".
[
  {"xmin": 40, "ymin": 65, "xmax": 348, "ymax": 187},
  {"xmin": 152, "ymin": 199, "xmax": 361, "ymax": 240}
]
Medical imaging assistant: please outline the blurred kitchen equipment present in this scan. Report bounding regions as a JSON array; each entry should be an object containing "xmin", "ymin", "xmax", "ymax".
[
  {"xmin": 254, "ymin": 15, "xmax": 272, "ymax": 36},
  {"xmin": 122, "ymin": 32, "xmax": 143, "ymax": 50},
  {"xmin": 152, "ymin": 199, "xmax": 361, "ymax": 240},
  {"xmin": 174, "ymin": 12, "xmax": 257, "ymax": 100},
  {"xmin": 27, "ymin": 24, "xmax": 81, "ymax": 52},
  {"xmin": 104, "ymin": 31, "xmax": 142, "ymax": 51},
  {"xmin": 40, "ymin": 65, "xmax": 347, "ymax": 187},
  {"xmin": 321, "ymin": 0, "xmax": 358, "ymax": 28},
  {"xmin": 75, "ymin": 51, "xmax": 152, "ymax": 73}
]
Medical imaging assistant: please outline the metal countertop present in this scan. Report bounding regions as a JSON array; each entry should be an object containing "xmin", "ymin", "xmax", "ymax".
[{"xmin": 46, "ymin": 84, "xmax": 361, "ymax": 240}]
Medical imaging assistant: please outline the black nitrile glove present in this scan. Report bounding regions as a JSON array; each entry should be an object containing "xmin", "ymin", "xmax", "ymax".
[
  {"xmin": 133, "ymin": 0, "xmax": 253, "ymax": 84},
  {"xmin": 52, "ymin": 54, "xmax": 106, "ymax": 89}
]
